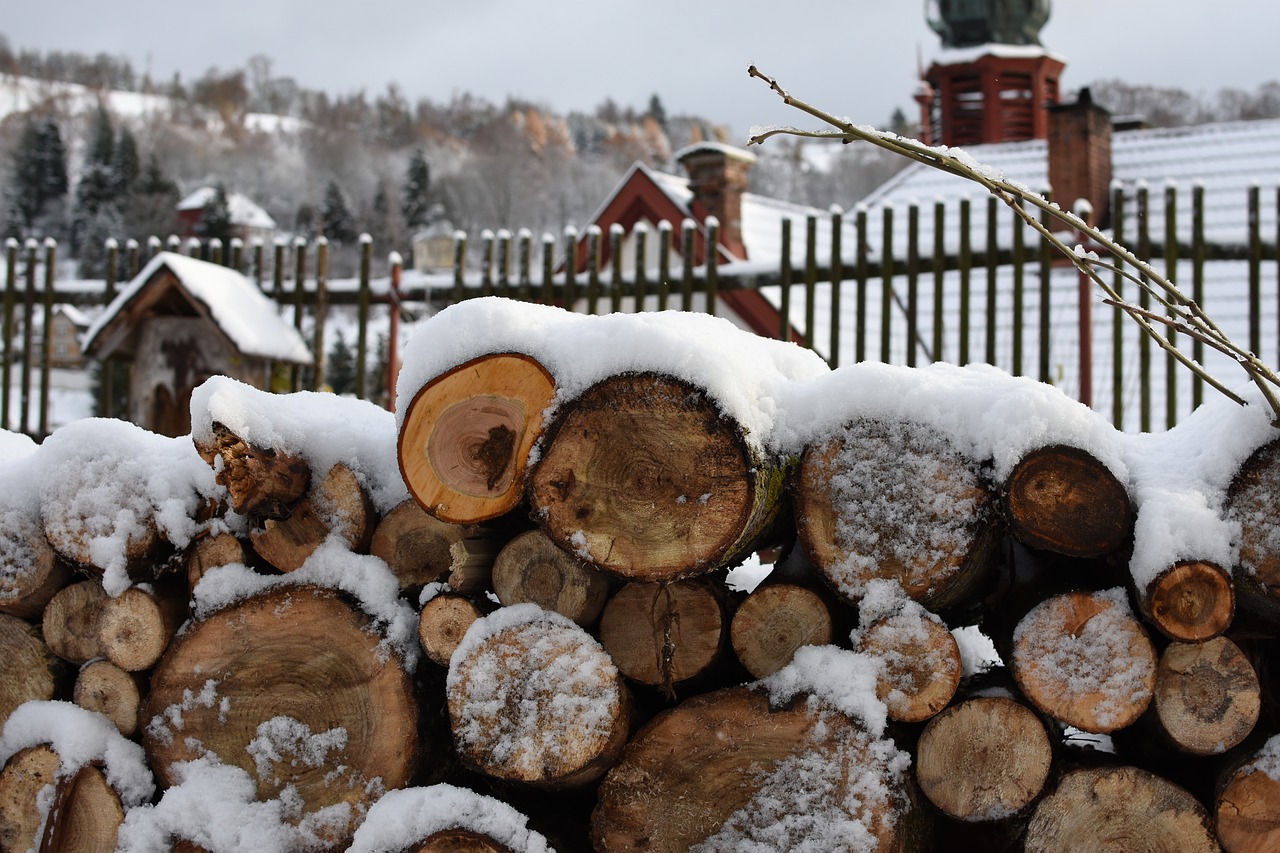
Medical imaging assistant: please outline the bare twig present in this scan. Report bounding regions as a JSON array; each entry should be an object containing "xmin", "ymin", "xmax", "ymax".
[{"xmin": 747, "ymin": 64, "xmax": 1280, "ymax": 424}]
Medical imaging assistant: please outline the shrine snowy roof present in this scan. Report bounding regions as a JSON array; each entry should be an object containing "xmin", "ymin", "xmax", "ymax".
[
  {"xmin": 177, "ymin": 187, "xmax": 278, "ymax": 231},
  {"xmin": 83, "ymin": 252, "xmax": 312, "ymax": 364}
]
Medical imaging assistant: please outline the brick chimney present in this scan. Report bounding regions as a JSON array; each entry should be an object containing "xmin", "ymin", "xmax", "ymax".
[
  {"xmin": 676, "ymin": 142, "xmax": 755, "ymax": 260},
  {"xmin": 1048, "ymin": 88, "xmax": 1113, "ymax": 227}
]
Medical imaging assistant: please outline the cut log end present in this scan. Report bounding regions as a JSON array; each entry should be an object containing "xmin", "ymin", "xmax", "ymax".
[
  {"xmin": 0, "ymin": 745, "xmax": 61, "ymax": 853},
  {"xmin": 730, "ymin": 583, "xmax": 833, "ymax": 679},
  {"xmin": 598, "ymin": 579, "xmax": 725, "ymax": 694},
  {"xmin": 97, "ymin": 584, "xmax": 185, "ymax": 672},
  {"xmin": 1217, "ymin": 750, "xmax": 1280, "ymax": 853},
  {"xmin": 74, "ymin": 659, "xmax": 143, "ymax": 738},
  {"xmin": 408, "ymin": 829, "xmax": 513, "ymax": 853},
  {"xmin": 492, "ymin": 529, "xmax": 610, "ymax": 627},
  {"xmin": 42, "ymin": 580, "xmax": 109, "ymax": 665},
  {"xmin": 250, "ymin": 462, "xmax": 375, "ymax": 573},
  {"xmin": 1025, "ymin": 766, "xmax": 1219, "ymax": 852},
  {"xmin": 916, "ymin": 696, "xmax": 1053, "ymax": 822},
  {"xmin": 418, "ymin": 593, "xmax": 485, "ymax": 668},
  {"xmin": 40, "ymin": 763, "xmax": 125, "ymax": 853},
  {"xmin": 1155, "ymin": 636, "xmax": 1260, "ymax": 756},
  {"xmin": 369, "ymin": 500, "xmax": 468, "ymax": 590},
  {"xmin": 0, "ymin": 613, "xmax": 60, "ymax": 724},
  {"xmin": 1012, "ymin": 589, "xmax": 1156, "ymax": 733},
  {"xmin": 1003, "ymin": 444, "xmax": 1134, "ymax": 558},
  {"xmin": 858, "ymin": 611, "xmax": 962, "ymax": 723},
  {"xmin": 198, "ymin": 421, "xmax": 311, "ymax": 521},
  {"xmin": 399, "ymin": 353, "xmax": 556, "ymax": 524},
  {"xmin": 1146, "ymin": 560, "xmax": 1235, "ymax": 642}
]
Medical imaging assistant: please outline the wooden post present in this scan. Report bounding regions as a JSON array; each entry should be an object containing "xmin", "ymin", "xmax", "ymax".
[
  {"xmin": 540, "ymin": 232, "xmax": 555, "ymax": 305},
  {"xmin": 2, "ymin": 239, "xmax": 15, "ymax": 431},
  {"xmin": 881, "ymin": 205, "xmax": 894, "ymax": 363},
  {"xmin": 831, "ymin": 206, "xmax": 844, "ymax": 368},
  {"xmin": 856, "ymin": 203, "xmax": 868, "ymax": 362},
  {"xmin": 186, "ymin": 237, "xmax": 200, "ymax": 259},
  {"xmin": 609, "ymin": 223, "xmax": 624, "ymax": 314},
  {"xmin": 562, "ymin": 226, "xmax": 577, "ymax": 310},
  {"xmin": 480, "ymin": 229, "xmax": 495, "ymax": 298},
  {"xmin": 145, "ymin": 235, "xmax": 161, "ymax": 264},
  {"xmin": 959, "ymin": 196, "xmax": 972, "ymax": 365},
  {"xmin": 779, "ymin": 218, "xmax": 792, "ymax": 342},
  {"xmin": 705, "ymin": 217, "xmax": 719, "ymax": 317},
  {"xmin": 985, "ymin": 195, "xmax": 998, "ymax": 366},
  {"xmin": 906, "ymin": 202, "xmax": 919, "ymax": 367},
  {"xmin": 356, "ymin": 234, "xmax": 371, "ymax": 401},
  {"xmin": 313, "ymin": 236, "xmax": 328, "ymax": 392},
  {"xmin": 1112, "ymin": 181, "xmax": 1126, "ymax": 428},
  {"xmin": 657, "ymin": 220, "xmax": 671, "ymax": 312},
  {"xmin": 633, "ymin": 222, "xmax": 648, "ymax": 311},
  {"xmin": 452, "ymin": 229, "xmax": 467, "ymax": 304},
  {"xmin": 1039, "ymin": 187, "xmax": 1053, "ymax": 384},
  {"xmin": 101, "ymin": 239, "xmax": 117, "ymax": 420},
  {"xmin": 932, "ymin": 199, "xmax": 944, "ymax": 364},
  {"xmin": 20, "ymin": 239, "xmax": 36, "ymax": 437},
  {"xmin": 1076, "ymin": 199, "xmax": 1094, "ymax": 410},
  {"xmin": 387, "ymin": 252, "xmax": 402, "ymax": 410},
  {"xmin": 1192, "ymin": 182, "xmax": 1205, "ymax": 410},
  {"xmin": 1248, "ymin": 182, "xmax": 1261, "ymax": 357},
  {"xmin": 291, "ymin": 237, "xmax": 306, "ymax": 393},
  {"xmin": 495, "ymin": 229, "xmax": 511, "ymax": 299},
  {"xmin": 804, "ymin": 214, "xmax": 817, "ymax": 349},
  {"xmin": 586, "ymin": 225, "xmax": 602, "ymax": 315},
  {"xmin": 39, "ymin": 239, "xmax": 55, "ymax": 439},
  {"xmin": 103, "ymin": 239, "xmax": 118, "ymax": 299},
  {"xmin": 209, "ymin": 238, "xmax": 223, "ymax": 266},
  {"xmin": 230, "ymin": 237, "xmax": 243, "ymax": 271},
  {"xmin": 1137, "ymin": 182, "xmax": 1152, "ymax": 432},
  {"xmin": 166, "ymin": 234, "xmax": 181, "ymax": 253},
  {"xmin": 516, "ymin": 228, "xmax": 531, "ymax": 302},
  {"xmin": 1164, "ymin": 181, "xmax": 1179, "ymax": 428},
  {"xmin": 680, "ymin": 219, "xmax": 695, "ymax": 312},
  {"xmin": 1012, "ymin": 199, "xmax": 1025, "ymax": 376},
  {"xmin": 272, "ymin": 239, "xmax": 285, "ymax": 300},
  {"xmin": 251, "ymin": 238, "xmax": 264, "ymax": 285}
]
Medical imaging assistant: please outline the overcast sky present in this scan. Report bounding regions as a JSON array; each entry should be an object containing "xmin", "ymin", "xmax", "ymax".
[{"xmin": 5, "ymin": 2, "xmax": 1277, "ymax": 139}]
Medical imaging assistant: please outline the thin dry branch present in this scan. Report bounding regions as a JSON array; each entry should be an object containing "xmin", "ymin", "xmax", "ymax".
[{"xmin": 746, "ymin": 64, "xmax": 1280, "ymax": 425}]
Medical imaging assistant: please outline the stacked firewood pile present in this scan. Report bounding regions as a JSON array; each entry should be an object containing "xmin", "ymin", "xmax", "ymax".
[{"xmin": 0, "ymin": 297, "xmax": 1278, "ymax": 852}]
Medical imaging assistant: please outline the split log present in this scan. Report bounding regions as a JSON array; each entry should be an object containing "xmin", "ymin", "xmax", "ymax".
[
  {"xmin": 915, "ymin": 695, "xmax": 1053, "ymax": 822},
  {"xmin": 369, "ymin": 499, "xmax": 469, "ymax": 590},
  {"xmin": 793, "ymin": 418, "xmax": 999, "ymax": 611},
  {"xmin": 492, "ymin": 529, "xmax": 610, "ymax": 627},
  {"xmin": 592, "ymin": 686, "xmax": 913, "ymax": 852},
  {"xmin": 37, "ymin": 762, "xmax": 125, "ymax": 853},
  {"xmin": 143, "ymin": 586, "xmax": 419, "ymax": 847},
  {"xmin": 1011, "ymin": 588, "xmax": 1157, "ymax": 733},
  {"xmin": 730, "ymin": 583, "xmax": 832, "ymax": 679},
  {"xmin": 0, "ymin": 613, "xmax": 61, "ymax": 725},
  {"xmin": 1023, "ymin": 766, "xmax": 1220, "ymax": 852},
  {"xmin": 447, "ymin": 605, "xmax": 629, "ymax": 788},
  {"xmin": 1003, "ymin": 444, "xmax": 1133, "ymax": 558},
  {"xmin": 1153, "ymin": 636, "xmax": 1259, "ymax": 756},
  {"xmin": 42, "ymin": 580, "xmax": 109, "ymax": 665},
  {"xmin": 446, "ymin": 536, "xmax": 500, "ymax": 595},
  {"xmin": 418, "ymin": 592, "xmax": 485, "ymax": 668},
  {"xmin": 1216, "ymin": 737, "xmax": 1280, "ymax": 853},
  {"xmin": 1140, "ymin": 560, "xmax": 1235, "ymax": 642},
  {"xmin": 73, "ymin": 660, "xmax": 144, "ymax": 738},
  {"xmin": 855, "ymin": 605, "xmax": 963, "ymax": 723},
  {"xmin": 195, "ymin": 421, "xmax": 311, "ymax": 521},
  {"xmin": 1227, "ymin": 438, "xmax": 1280, "ymax": 624},
  {"xmin": 185, "ymin": 531, "xmax": 244, "ymax": 590},
  {"xmin": 528, "ymin": 372, "xmax": 786, "ymax": 583},
  {"xmin": 0, "ymin": 524, "xmax": 71, "ymax": 620},
  {"xmin": 398, "ymin": 353, "xmax": 557, "ymax": 524},
  {"xmin": 598, "ymin": 578, "xmax": 726, "ymax": 695},
  {"xmin": 0, "ymin": 745, "xmax": 61, "ymax": 853},
  {"xmin": 96, "ymin": 582, "xmax": 186, "ymax": 672},
  {"xmin": 250, "ymin": 462, "xmax": 375, "ymax": 573}
]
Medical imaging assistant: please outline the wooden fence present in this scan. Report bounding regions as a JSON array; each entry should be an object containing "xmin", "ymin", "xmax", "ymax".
[{"xmin": 3, "ymin": 182, "xmax": 1278, "ymax": 440}]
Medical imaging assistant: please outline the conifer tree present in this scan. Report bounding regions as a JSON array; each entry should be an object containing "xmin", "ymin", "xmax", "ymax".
[
  {"xmin": 8, "ymin": 115, "xmax": 68, "ymax": 237},
  {"xmin": 197, "ymin": 184, "xmax": 233, "ymax": 245},
  {"xmin": 320, "ymin": 180, "xmax": 355, "ymax": 243},
  {"xmin": 400, "ymin": 148, "xmax": 430, "ymax": 231},
  {"xmin": 326, "ymin": 328, "xmax": 357, "ymax": 396}
]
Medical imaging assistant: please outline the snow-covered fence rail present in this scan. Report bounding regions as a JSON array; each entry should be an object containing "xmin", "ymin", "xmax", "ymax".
[{"xmin": 3, "ymin": 180, "xmax": 1279, "ymax": 440}]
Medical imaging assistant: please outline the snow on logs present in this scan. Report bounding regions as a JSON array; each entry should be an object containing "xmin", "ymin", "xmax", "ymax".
[{"xmin": 4, "ymin": 298, "xmax": 1280, "ymax": 849}]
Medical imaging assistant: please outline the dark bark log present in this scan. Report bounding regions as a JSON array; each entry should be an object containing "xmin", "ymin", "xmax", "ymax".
[
  {"xmin": 195, "ymin": 421, "xmax": 311, "ymax": 522},
  {"xmin": 250, "ymin": 462, "xmax": 375, "ymax": 573},
  {"xmin": 1141, "ymin": 560, "xmax": 1235, "ymax": 642},
  {"xmin": 1003, "ymin": 444, "xmax": 1134, "ymax": 558}
]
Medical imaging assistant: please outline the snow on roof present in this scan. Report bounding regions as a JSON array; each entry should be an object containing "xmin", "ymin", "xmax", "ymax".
[
  {"xmin": 84, "ymin": 252, "xmax": 312, "ymax": 364},
  {"xmin": 56, "ymin": 303, "xmax": 92, "ymax": 328},
  {"xmin": 674, "ymin": 140, "xmax": 758, "ymax": 164},
  {"xmin": 929, "ymin": 43, "xmax": 1067, "ymax": 66},
  {"xmin": 856, "ymin": 117, "xmax": 1280, "ymax": 255},
  {"xmin": 177, "ymin": 187, "xmax": 278, "ymax": 231}
]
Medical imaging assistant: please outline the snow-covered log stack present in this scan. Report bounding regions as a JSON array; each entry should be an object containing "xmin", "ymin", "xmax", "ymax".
[{"xmin": 0, "ymin": 297, "xmax": 1278, "ymax": 851}]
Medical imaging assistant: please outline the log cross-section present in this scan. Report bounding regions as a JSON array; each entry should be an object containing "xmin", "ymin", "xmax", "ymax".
[{"xmin": 1003, "ymin": 444, "xmax": 1133, "ymax": 558}]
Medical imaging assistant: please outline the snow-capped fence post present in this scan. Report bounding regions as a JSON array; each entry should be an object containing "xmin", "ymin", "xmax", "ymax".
[
  {"xmin": 906, "ymin": 203, "xmax": 920, "ymax": 366},
  {"xmin": 704, "ymin": 216, "xmax": 719, "ymax": 316},
  {"xmin": 515, "ymin": 228, "xmax": 532, "ymax": 301},
  {"xmin": 1075, "ymin": 198, "xmax": 1094, "ymax": 409},
  {"xmin": 2, "ymin": 238, "xmax": 16, "ymax": 431},
  {"xmin": 313, "ymin": 236, "xmax": 329, "ymax": 391},
  {"xmin": 38, "ymin": 238, "xmax": 55, "ymax": 440},
  {"xmin": 608, "ymin": 222, "xmax": 624, "ymax": 314},
  {"xmin": 19, "ymin": 239, "xmax": 36, "ymax": 436},
  {"xmin": 208, "ymin": 237, "xmax": 222, "ymax": 266},
  {"xmin": 561, "ymin": 226, "xmax": 577, "ymax": 309},
  {"xmin": 778, "ymin": 217, "xmax": 792, "ymax": 341},
  {"xmin": 229, "ymin": 236, "xmax": 243, "ymax": 272},
  {"xmin": 356, "ymin": 233, "xmax": 372, "ymax": 401},
  {"xmin": 632, "ymin": 222, "xmax": 648, "ymax": 309},
  {"xmin": 1191, "ymin": 182, "xmax": 1207, "ymax": 410},
  {"xmin": 656, "ymin": 219, "xmax": 672, "ymax": 310},
  {"xmin": 250, "ymin": 237, "xmax": 264, "ymax": 285},
  {"xmin": 1164, "ymin": 182, "xmax": 1179, "ymax": 429},
  {"xmin": 1038, "ymin": 188, "xmax": 1054, "ymax": 384},
  {"xmin": 539, "ymin": 232, "xmax": 555, "ymax": 305},
  {"xmin": 290, "ymin": 236, "xmax": 306, "ymax": 392},
  {"xmin": 585, "ymin": 224, "xmax": 601, "ymax": 314},
  {"xmin": 831, "ymin": 206, "xmax": 846, "ymax": 366},
  {"xmin": 1136, "ymin": 181, "xmax": 1152, "ymax": 431},
  {"xmin": 804, "ymin": 213, "xmax": 818, "ymax": 349},
  {"xmin": 882, "ymin": 205, "xmax": 895, "ymax": 362},
  {"xmin": 271, "ymin": 238, "xmax": 285, "ymax": 300},
  {"xmin": 103, "ymin": 238, "xmax": 118, "ymax": 300},
  {"xmin": 386, "ymin": 251, "xmax": 403, "ymax": 410},
  {"xmin": 856, "ymin": 201, "xmax": 870, "ymax": 362},
  {"xmin": 495, "ymin": 228, "xmax": 511, "ymax": 298},
  {"xmin": 956, "ymin": 197, "xmax": 971, "ymax": 365},
  {"xmin": 680, "ymin": 218, "xmax": 696, "ymax": 311},
  {"xmin": 985, "ymin": 195, "xmax": 999, "ymax": 365}
]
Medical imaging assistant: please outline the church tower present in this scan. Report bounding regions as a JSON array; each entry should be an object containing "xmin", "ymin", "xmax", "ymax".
[{"xmin": 916, "ymin": 0, "xmax": 1063, "ymax": 147}]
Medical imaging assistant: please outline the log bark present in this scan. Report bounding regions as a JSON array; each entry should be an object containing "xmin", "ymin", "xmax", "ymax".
[
  {"xmin": 418, "ymin": 592, "xmax": 485, "ymax": 668},
  {"xmin": 592, "ymin": 687, "xmax": 913, "ymax": 852},
  {"xmin": 195, "ymin": 421, "xmax": 311, "ymax": 521},
  {"xmin": 793, "ymin": 418, "xmax": 999, "ymax": 611},
  {"xmin": 73, "ymin": 660, "xmax": 144, "ymax": 738},
  {"xmin": 37, "ymin": 762, "xmax": 125, "ymax": 853},
  {"xmin": 42, "ymin": 580, "xmax": 108, "ymax": 665},
  {"xmin": 1011, "ymin": 589, "xmax": 1157, "ymax": 733},
  {"xmin": 0, "ymin": 525, "xmax": 71, "ymax": 621},
  {"xmin": 142, "ymin": 586, "xmax": 419, "ymax": 848},
  {"xmin": 1227, "ymin": 438, "xmax": 1280, "ymax": 624},
  {"xmin": 1216, "ymin": 740, "xmax": 1280, "ymax": 853},
  {"xmin": 447, "ymin": 606, "xmax": 629, "ymax": 788},
  {"xmin": 1003, "ymin": 444, "xmax": 1134, "ymax": 558},
  {"xmin": 369, "ymin": 499, "xmax": 469, "ymax": 591},
  {"xmin": 856, "ymin": 608, "xmax": 962, "ymax": 723},
  {"xmin": 186, "ymin": 531, "xmax": 244, "ymax": 590},
  {"xmin": 96, "ymin": 582, "xmax": 186, "ymax": 672},
  {"xmin": 915, "ymin": 695, "xmax": 1053, "ymax": 822},
  {"xmin": 1023, "ymin": 766, "xmax": 1220, "ymax": 852},
  {"xmin": 1154, "ymin": 636, "xmax": 1260, "ymax": 757},
  {"xmin": 598, "ymin": 578, "xmax": 726, "ymax": 695},
  {"xmin": 730, "ymin": 582, "xmax": 832, "ymax": 679},
  {"xmin": 250, "ymin": 462, "xmax": 375, "ymax": 573},
  {"xmin": 0, "ymin": 613, "xmax": 61, "ymax": 725},
  {"xmin": 1141, "ymin": 560, "xmax": 1235, "ymax": 642},
  {"xmin": 398, "ymin": 353, "xmax": 557, "ymax": 524},
  {"xmin": 492, "ymin": 529, "xmax": 610, "ymax": 627},
  {"xmin": 528, "ymin": 372, "xmax": 786, "ymax": 583},
  {"xmin": 0, "ymin": 745, "xmax": 61, "ymax": 853}
]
